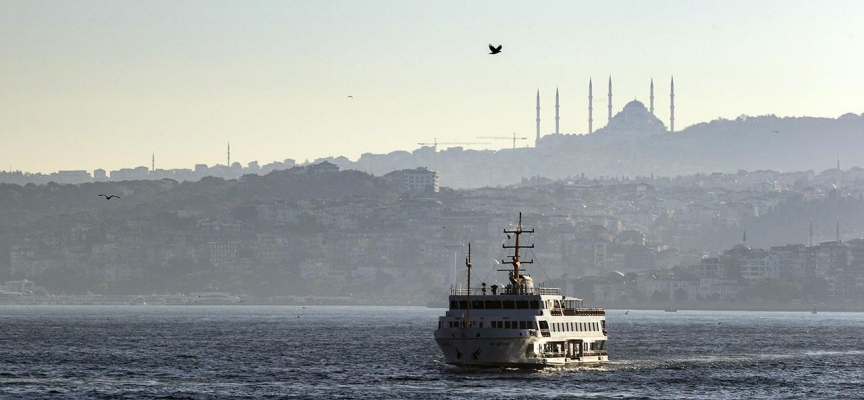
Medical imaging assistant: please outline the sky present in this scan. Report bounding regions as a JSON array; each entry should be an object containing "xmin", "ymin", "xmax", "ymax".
[{"xmin": 1, "ymin": 0, "xmax": 863, "ymax": 174}]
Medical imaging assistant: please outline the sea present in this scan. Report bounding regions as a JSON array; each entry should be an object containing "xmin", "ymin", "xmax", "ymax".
[{"xmin": 0, "ymin": 306, "xmax": 862, "ymax": 399}]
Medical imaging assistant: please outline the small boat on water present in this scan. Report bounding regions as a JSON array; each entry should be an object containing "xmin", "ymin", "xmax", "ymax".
[
  {"xmin": 434, "ymin": 213, "xmax": 608, "ymax": 368},
  {"xmin": 191, "ymin": 292, "xmax": 240, "ymax": 305},
  {"xmin": 664, "ymin": 309, "xmax": 678, "ymax": 312}
]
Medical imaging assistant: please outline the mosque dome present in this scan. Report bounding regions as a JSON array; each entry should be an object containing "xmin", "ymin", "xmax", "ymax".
[
  {"xmin": 731, "ymin": 243, "xmax": 751, "ymax": 253},
  {"xmin": 623, "ymin": 100, "xmax": 647, "ymax": 111},
  {"xmin": 593, "ymin": 98, "xmax": 667, "ymax": 138}
]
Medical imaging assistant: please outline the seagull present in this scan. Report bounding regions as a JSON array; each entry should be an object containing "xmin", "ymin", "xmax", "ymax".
[
  {"xmin": 347, "ymin": 95, "xmax": 354, "ymax": 99},
  {"xmin": 488, "ymin": 44, "xmax": 502, "ymax": 54},
  {"xmin": 98, "ymin": 194, "xmax": 120, "ymax": 200},
  {"xmin": 773, "ymin": 130, "xmax": 780, "ymax": 133}
]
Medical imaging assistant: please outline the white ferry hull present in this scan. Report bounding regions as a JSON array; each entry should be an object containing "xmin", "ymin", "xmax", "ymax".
[{"xmin": 434, "ymin": 330, "xmax": 608, "ymax": 368}]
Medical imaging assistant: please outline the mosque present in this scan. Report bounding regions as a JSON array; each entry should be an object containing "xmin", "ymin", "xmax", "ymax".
[{"xmin": 535, "ymin": 77, "xmax": 675, "ymax": 147}]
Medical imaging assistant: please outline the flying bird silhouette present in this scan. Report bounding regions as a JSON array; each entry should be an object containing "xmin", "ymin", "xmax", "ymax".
[
  {"xmin": 98, "ymin": 194, "xmax": 120, "ymax": 200},
  {"xmin": 488, "ymin": 44, "xmax": 502, "ymax": 54},
  {"xmin": 773, "ymin": 130, "xmax": 780, "ymax": 133},
  {"xmin": 347, "ymin": 95, "xmax": 354, "ymax": 99}
]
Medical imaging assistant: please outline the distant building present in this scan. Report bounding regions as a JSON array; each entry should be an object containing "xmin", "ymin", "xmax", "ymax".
[
  {"xmin": 384, "ymin": 167, "xmax": 440, "ymax": 193},
  {"xmin": 110, "ymin": 167, "xmax": 148, "ymax": 181},
  {"xmin": 54, "ymin": 170, "xmax": 91, "ymax": 184},
  {"xmin": 307, "ymin": 161, "xmax": 339, "ymax": 174},
  {"xmin": 93, "ymin": 169, "xmax": 107, "ymax": 181}
]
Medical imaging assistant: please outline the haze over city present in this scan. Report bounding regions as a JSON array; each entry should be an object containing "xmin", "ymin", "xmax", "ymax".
[{"xmin": 2, "ymin": 0, "xmax": 863, "ymax": 174}]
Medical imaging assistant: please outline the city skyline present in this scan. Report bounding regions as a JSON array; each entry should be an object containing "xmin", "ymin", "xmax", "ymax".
[{"xmin": 2, "ymin": 0, "xmax": 863, "ymax": 174}]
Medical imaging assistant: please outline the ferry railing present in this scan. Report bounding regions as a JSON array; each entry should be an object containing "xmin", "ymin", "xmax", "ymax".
[
  {"xmin": 450, "ymin": 287, "xmax": 562, "ymax": 296},
  {"xmin": 562, "ymin": 308, "xmax": 606, "ymax": 316}
]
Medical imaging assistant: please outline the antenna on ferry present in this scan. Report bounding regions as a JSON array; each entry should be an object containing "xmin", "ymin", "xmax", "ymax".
[{"xmin": 502, "ymin": 212, "xmax": 535, "ymax": 295}]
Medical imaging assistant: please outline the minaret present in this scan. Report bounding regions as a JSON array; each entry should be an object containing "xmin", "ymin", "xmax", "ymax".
[
  {"xmin": 649, "ymin": 78, "xmax": 655, "ymax": 115},
  {"xmin": 836, "ymin": 219, "xmax": 841, "ymax": 243},
  {"xmin": 555, "ymin": 87, "xmax": 560, "ymax": 135},
  {"xmin": 535, "ymin": 90, "xmax": 541, "ymax": 146},
  {"xmin": 670, "ymin": 76, "xmax": 675, "ymax": 133},
  {"xmin": 151, "ymin": 152, "xmax": 155, "ymax": 172},
  {"xmin": 588, "ymin": 79, "xmax": 594, "ymax": 134},
  {"xmin": 227, "ymin": 142, "xmax": 231, "ymax": 166},
  {"xmin": 809, "ymin": 218, "xmax": 814, "ymax": 247},
  {"xmin": 743, "ymin": 230, "xmax": 747, "ymax": 245},
  {"xmin": 607, "ymin": 76, "xmax": 613, "ymax": 124},
  {"xmin": 836, "ymin": 157, "xmax": 841, "ymax": 189}
]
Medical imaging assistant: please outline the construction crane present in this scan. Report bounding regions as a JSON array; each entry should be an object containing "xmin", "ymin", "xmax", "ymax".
[
  {"xmin": 417, "ymin": 138, "xmax": 490, "ymax": 152},
  {"xmin": 477, "ymin": 133, "xmax": 528, "ymax": 150}
]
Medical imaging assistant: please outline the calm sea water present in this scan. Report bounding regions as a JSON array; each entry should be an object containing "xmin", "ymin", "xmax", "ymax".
[{"xmin": 0, "ymin": 306, "xmax": 862, "ymax": 399}]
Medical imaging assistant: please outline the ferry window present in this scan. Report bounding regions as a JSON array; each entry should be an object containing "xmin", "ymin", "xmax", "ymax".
[
  {"xmin": 502, "ymin": 300, "xmax": 516, "ymax": 309},
  {"xmin": 530, "ymin": 301, "xmax": 540, "ymax": 309},
  {"xmin": 516, "ymin": 300, "xmax": 529, "ymax": 309},
  {"xmin": 532, "ymin": 321, "xmax": 538, "ymax": 329},
  {"xmin": 458, "ymin": 301, "xmax": 468, "ymax": 309},
  {"xmin": 449, "ymin": 301, "xmax": 457, "ymax": 309},
  {"xmin": 569, "ymin": 323, "xmax": 573, "ymax": 331},
  {"xmin": 479, "ymin": 322, "xmax": 483, "ymax": 328},
  {"xmin": 519, "ymin": 321, "xmax": 527, "ymax": 329},
  {"xmin": 539, "ymin": 321, "xmax": 549, "ymax": 330},
  {"xmin": 601, "ymin": 321, "xmax": 605, "ymax": 329},
  {"xmin": 472, "ymin": 300, "xmax": 485, "ymax": 309},
  {"xmin": 448, "ymin": 321, "xmax": 453, "ymax": 328},
  {"xmin": 497, "ymin": 321, "xmax": 503, "ymax": 329},
  {"xmin": 485, "ymin": 300, "xmax": 501, "ymax": 309}
]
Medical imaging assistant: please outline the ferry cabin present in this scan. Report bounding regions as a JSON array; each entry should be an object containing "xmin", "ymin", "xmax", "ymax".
[{"xmin": 434, "ymin": 286, "xmax": 608, "ymax": 367}]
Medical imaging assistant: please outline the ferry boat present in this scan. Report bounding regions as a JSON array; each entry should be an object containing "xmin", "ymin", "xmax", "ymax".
[{"xmin": 434, "ymin": 214, "xmax": 608, "ymax": 368}]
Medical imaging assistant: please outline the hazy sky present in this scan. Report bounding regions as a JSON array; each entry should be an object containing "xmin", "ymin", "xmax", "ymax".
[{"xmin": 1, "ymin": 0, "xmax": 862, "ymax": 174}]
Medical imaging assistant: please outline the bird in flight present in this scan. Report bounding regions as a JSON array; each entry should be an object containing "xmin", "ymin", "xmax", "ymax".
[
  {"xmin": 347, "ymin": 95, "xmax": 354, "ymax": 99},
  {"xmin": 488, "ymin": 44, "xmax": 502, "ymax": 54},
  {"xmin": 773, "ymin": 130, "xmax": 780, "ymax": 133},
  {"xmin": 98, "ymin": 194, "xmax": 120, "ymax": 200}
]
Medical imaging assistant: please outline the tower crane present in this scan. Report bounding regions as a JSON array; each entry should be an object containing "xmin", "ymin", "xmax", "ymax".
[
  {"xmin": 476, "ymin": 133, "xmax": 528, "ymax": 150},
  {"xmin": 417, "ymin": 138, "xmax": 490, "ymax": 152}
]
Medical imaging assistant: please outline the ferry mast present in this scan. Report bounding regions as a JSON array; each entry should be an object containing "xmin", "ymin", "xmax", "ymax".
[
  {"xmin": 465, "ymin": 243, "xmax": 472, "ymax": 327},
  {"xmin": 502, "ymin": 213, "xmax": 534, "ymax": 294}
]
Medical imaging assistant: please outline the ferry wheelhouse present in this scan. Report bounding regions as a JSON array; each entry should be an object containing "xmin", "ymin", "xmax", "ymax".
[{"xmin": 434, "ymin": 214, "xmax": 608, "ymax": 368}]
